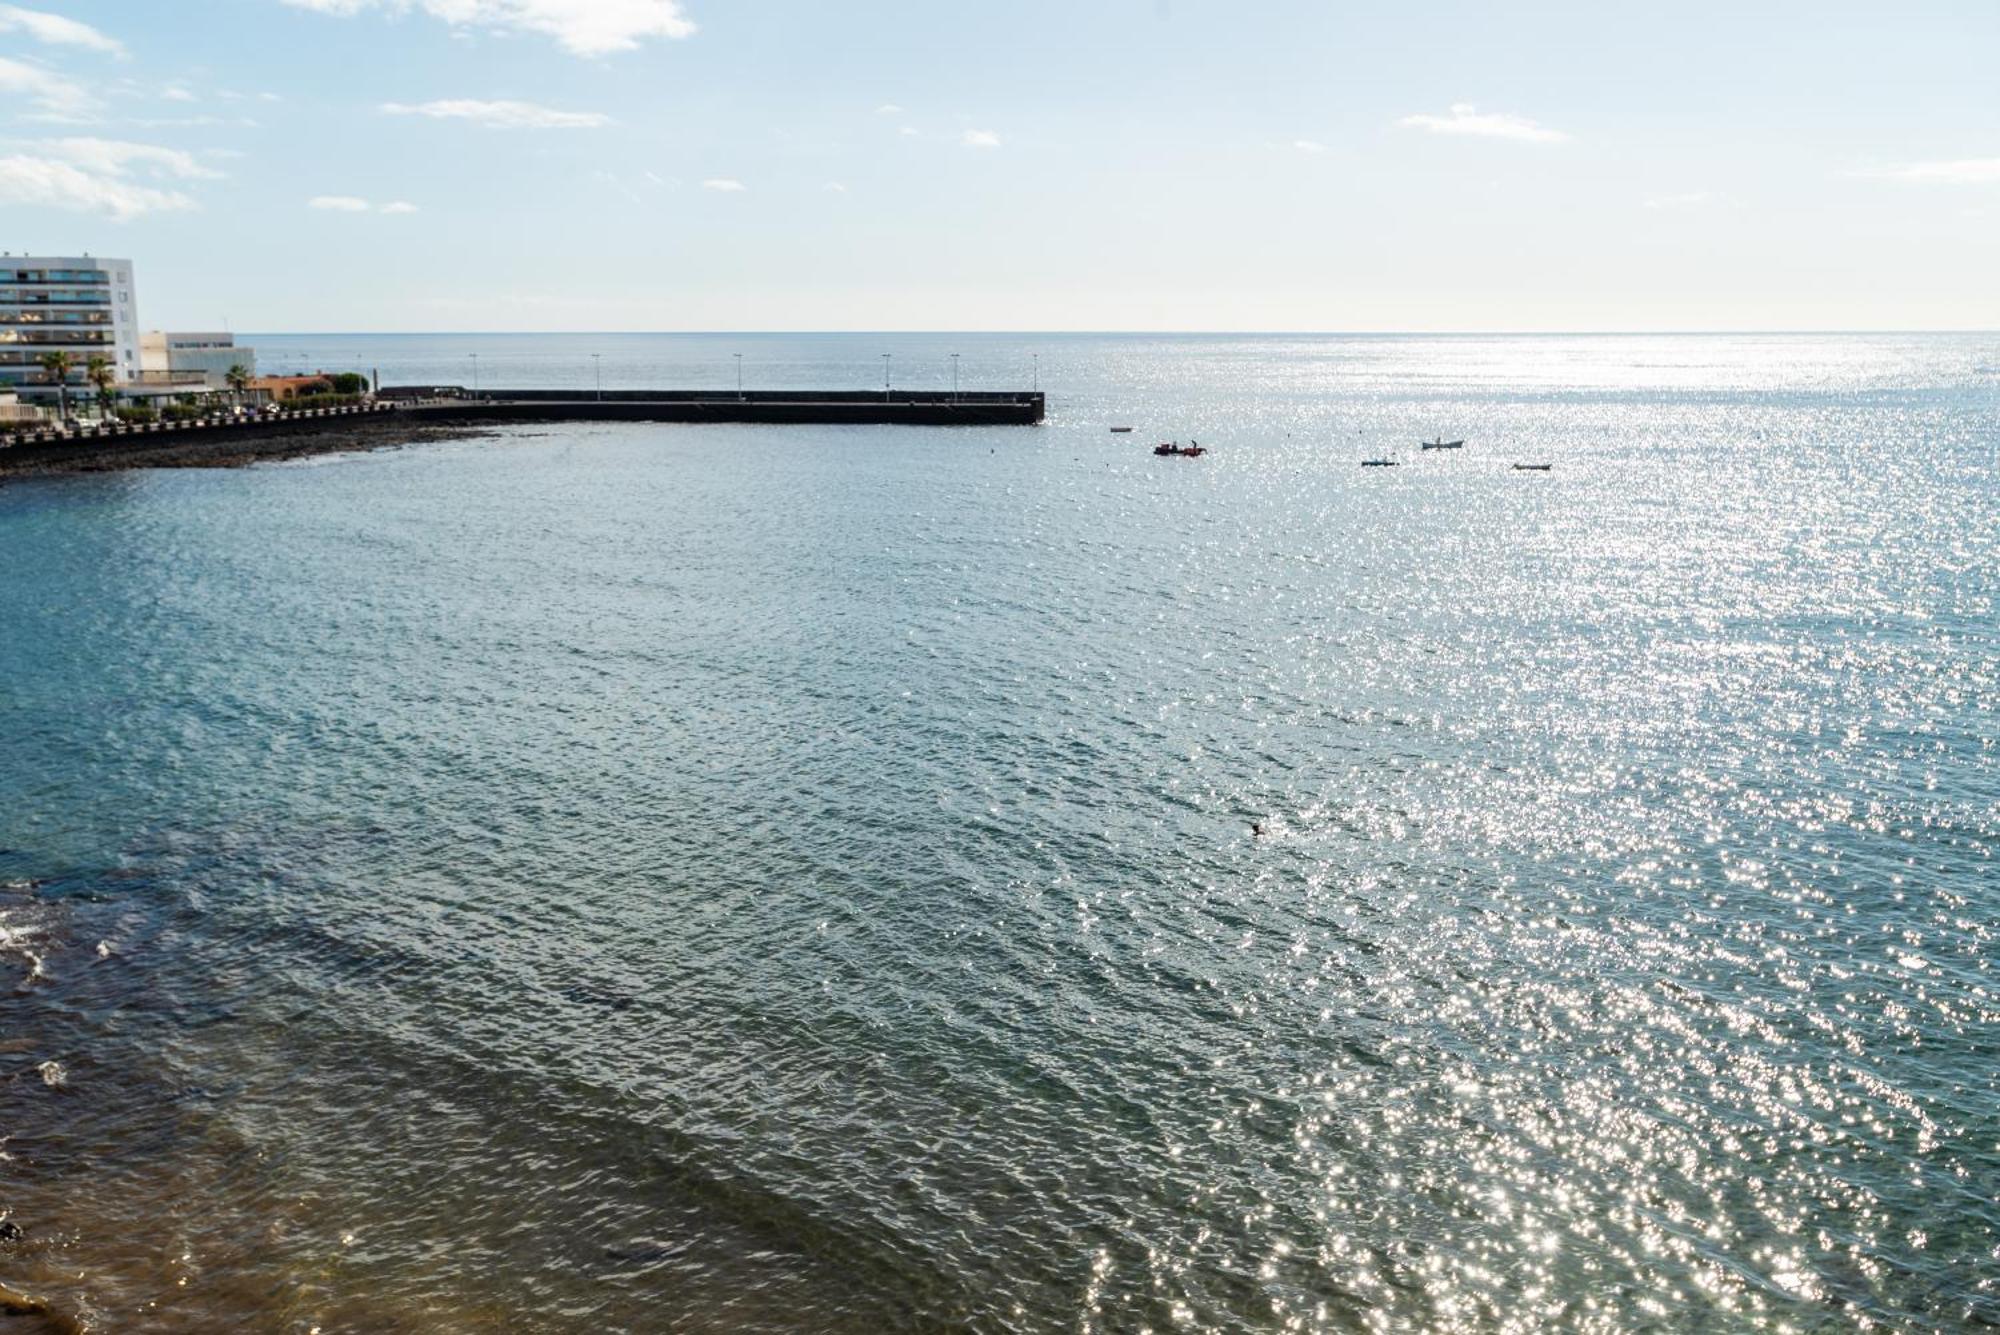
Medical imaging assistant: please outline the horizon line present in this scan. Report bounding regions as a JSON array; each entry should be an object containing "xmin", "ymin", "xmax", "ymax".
[{"xmin": 230, "ymin": 328, "xmax": 2000, "ymax": 338}]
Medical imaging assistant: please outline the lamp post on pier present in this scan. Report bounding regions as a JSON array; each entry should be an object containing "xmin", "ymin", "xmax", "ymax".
[
  {"xmin": 882, "ymin": 353, "xmax": 891, "ymax": 401},
  {"xmin": 591, "ymin": 353, "xmax": 601, "ymax": 401},
  {"xmin": 734, "ymin": 353, "xmax": 743, "ymax": 399},
  {"xmin": 1031, "ymin": 352, "xmax": 1039, "ymax": 392},
  {"xmin": 951, "ymin": 353, "xmax": 960, "ymax": 403},
  {"xmin": 469, "ymin": 352, "xmax": 479, "ymax": 396}
]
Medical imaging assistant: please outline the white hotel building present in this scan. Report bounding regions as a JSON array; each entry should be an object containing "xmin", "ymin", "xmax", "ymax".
[
  {"xmin": 140, "ymin": 330, "xmax": 254, "ymax": 388},
  {"xmin": 0, "ymin": 254, "xmax": 140, "ymax": 394}
]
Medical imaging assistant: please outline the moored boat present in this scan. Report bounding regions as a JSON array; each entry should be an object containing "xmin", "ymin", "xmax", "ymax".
[
  {"xmin": 1154, "ymin": 441, "xmax": 1206, "ymax": 457},
  {"xmin": 1421, "ymin": 437, "xmax": 1465, "ymax": 450},
  {"xmin": 1361, "ymin": 458, "xmax": 1398, "ymax": 467},
  {"xmin": 1512, "ymin": 463, "xmax": 1552, "ymax": 471},
  {"xmin": 1110, "ymin": 426, "xmax": 1133, "ymax": 433}
]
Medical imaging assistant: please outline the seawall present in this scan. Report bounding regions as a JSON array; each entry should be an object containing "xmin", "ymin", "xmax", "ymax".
[{"xmin": 386, "ymin": 388, "xmax": 1045, "ymax": 426}]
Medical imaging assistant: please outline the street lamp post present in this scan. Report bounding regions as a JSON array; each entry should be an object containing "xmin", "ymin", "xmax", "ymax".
[
  {"xmin": 469, "ymin": 352, "xmax": 479, "ymax": 396},
  {"xmin": 882, "ymin": 353, "xmax": 891, "ymax": 401},
  {"xmin": 1031, "ymin": 352, "xmax": 1039, "ymax": 392},
  {"xmin": 591, "ymin": 353, "xmax": 601, "ymax": 401},
  {"xmin": 951, "ymin": 352, "xmax": 960, "ymax": 402},
  {"xmin": 734, "ymin": 353, "xmax": 743, "ymax": 399}
]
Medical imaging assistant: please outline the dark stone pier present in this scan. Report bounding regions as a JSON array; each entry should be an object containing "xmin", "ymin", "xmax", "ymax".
[{"xmin": 383, "ymin": 387, "xmax": 1045, "ymax": 426}]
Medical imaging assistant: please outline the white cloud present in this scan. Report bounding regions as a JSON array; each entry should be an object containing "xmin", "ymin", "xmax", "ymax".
[
  {"xmin": 1855, "ymin": 157, "xmax": 2000, "ymax": 185},
  {"xmin": 962, "ymin": 129, "xmax": 1001, "ymax": 149},
  {"xmin": 381, "ymin": 98, "xmax": 610, "ymax": 129},
  {"xmin": 1293, "ymin": 139, "xmax": 1327, "ymax": 154},
  {"xmin": 1398, "ymin": 103, "xmax": 1569, "ymax": 144},
  {"xmin": 130, "ymin": 115, "xmax": 258, "ymax": 129},
  {"xmin": 0, "ymin": 5, "xmax": 124, "ymax": 57},
  {"xmin": 0, "ymin": 155, "xmax": 194, "ymax": 220},
  {"xmin": 0, "ymin": 56, "xmax": 94, "ymax": 119},
  {"xmin": 161, "ymin": 85, "xmax": 196, "ymax": 103},
  {"xmin": 380, "ymin": 199, "xmax": 419, "ymax": 213},
  {"xmin": 824, "ymin": 181, "xmax": 848, "ymax": 193},
  {"xmin": 36, "ymin": 137, "xmax": 225, "ymax": 180},
  {"xmin": 898, "ymin": 126, "xmax": 918, "ymax": 138},
  {"xmin": 279, "ymin": 0, "xmax": 696, "ymax": 57},
  {"xmin": 875, "ymin": 103, "xmax": 903, "ymax": 115},
  {"xmin": 0, "ymin": 136, "xmax": 220, "ymax": 220},
  {"xmin": 309, "ymin": 194, "xmax": 372, "ymax": 211},
  {"xmin": 594, "ymin": 168, "xmax": 678, "ymax": 203},
  {"xmin": 702, "ymin": 177, "xmax": 745, "ymax": 191},
  {"xmin": 592, "ymin": 168, "xmax": 638, "ymax": 202}
]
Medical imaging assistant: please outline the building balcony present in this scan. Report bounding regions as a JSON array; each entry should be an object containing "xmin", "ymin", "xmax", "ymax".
[{"xmin": 0, "ymin": 270, "xmax": 111, "ymax": 284}]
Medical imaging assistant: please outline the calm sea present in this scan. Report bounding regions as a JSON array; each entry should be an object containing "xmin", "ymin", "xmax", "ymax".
[{"xmin": 2, "ymin": 333, "xmax": 1996, "ymax": 1332}]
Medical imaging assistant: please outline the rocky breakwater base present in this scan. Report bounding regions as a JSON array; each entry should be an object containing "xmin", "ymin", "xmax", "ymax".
[{"xmin": 0, "ymin": 404, "xmax": 494, "ymax": 482}]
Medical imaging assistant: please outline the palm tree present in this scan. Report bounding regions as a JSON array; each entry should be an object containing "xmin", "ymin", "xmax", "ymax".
[
  {"xmin": 86, "ymin": 354, "xmax": 116, "ymax": 420},
  {"xmin": 226, "ymin": 362, "xmax": 251, "ymax": 411},
  {"xmin": 37, "ymin": 349, "xmax": 75, "ymax": 424}
]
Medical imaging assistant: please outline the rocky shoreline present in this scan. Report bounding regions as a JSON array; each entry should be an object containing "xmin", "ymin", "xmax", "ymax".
[{"xmin": 0, "ymin": 414, "xmax": 496, "ymax": 483}]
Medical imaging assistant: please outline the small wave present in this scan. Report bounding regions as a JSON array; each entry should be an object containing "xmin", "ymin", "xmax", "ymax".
[
  {"xmin": 35, "ymin": 1060, "xmax": 65, "ymax": 1088},
  {"xmin": 0, "ymin": 916, "xmax": 48, "ymax": 989},
  {"xmin": 271, "ymin": 452, "xmax": 364, "ymax": 468},
  {"xmin": 0, "ymin": 940, "xmax": 34, "ymax": 976}
]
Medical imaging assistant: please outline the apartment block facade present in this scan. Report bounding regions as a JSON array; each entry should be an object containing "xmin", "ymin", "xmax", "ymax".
[{"xmin": 0, "ymin": 255, "xmax": 139, "ymax": 392}]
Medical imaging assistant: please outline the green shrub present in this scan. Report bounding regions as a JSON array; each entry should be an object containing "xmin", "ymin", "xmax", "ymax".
[
  {"xmin": 115, "ymin": 406, "xmax": 158, "ymax": 424},
  {"xmin": 328, "ymin": 372, "xmax": 368, "ymax": 395}
]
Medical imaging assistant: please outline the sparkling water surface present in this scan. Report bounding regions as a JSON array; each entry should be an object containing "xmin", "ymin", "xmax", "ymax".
[{"xmin": 2, "ymin": 334, "xmax": 1997, "ymax": 1332}]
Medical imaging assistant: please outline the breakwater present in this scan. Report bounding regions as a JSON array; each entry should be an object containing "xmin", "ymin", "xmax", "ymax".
[
  {"xmin": 383, "ymin": 387, "xmax": 1045, "ymax": 426},
  {"xmin": 0, "ymin": 389, "xmax": 1044, "ymax": 479}
]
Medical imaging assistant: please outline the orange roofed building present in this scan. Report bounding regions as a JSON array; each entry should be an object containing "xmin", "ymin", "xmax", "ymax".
[{"xmin": 249, "ymin": 375, "xmax": 337, "ymax": 402}]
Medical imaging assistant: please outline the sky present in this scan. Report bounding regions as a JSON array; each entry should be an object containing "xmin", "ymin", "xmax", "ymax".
[{"xmin": 0, "ymin": 0, "xmax": 1995, "ymax": 332}]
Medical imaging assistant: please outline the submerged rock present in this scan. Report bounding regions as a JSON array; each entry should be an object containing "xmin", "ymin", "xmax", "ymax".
[{"xmin": 0, "ymin": 1280, "xmax": 85, "ymax": 1334}]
